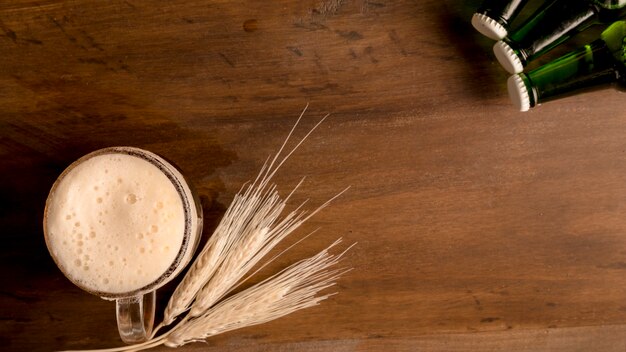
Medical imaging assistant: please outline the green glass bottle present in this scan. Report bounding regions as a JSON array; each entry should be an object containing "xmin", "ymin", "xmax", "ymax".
[
  {"xmin": 494, "ymin": 0, "xmax": 626, "ymax": 73},
  {"xmin": 472, "ymin": 0, "xmax": 530, "ymax": 40},
  {"xmin": 507, "ymin": 20, "xmax": 626, "ymax": 111}
]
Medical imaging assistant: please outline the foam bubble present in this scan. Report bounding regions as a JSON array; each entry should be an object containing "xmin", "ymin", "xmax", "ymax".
[{"xmin": 125, "ymin": 193, "xmax": 137, "ymax": 204}]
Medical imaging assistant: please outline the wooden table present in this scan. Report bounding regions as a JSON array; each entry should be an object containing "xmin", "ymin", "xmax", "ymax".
[{"xmin": 2, "ymin": 1, "xmax": 626, "ymax": 351}]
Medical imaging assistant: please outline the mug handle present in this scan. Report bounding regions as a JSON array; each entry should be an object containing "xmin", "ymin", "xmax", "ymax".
[{"xmin": 116, "ymin": 291, "xmax": 155, "ymax": 343}]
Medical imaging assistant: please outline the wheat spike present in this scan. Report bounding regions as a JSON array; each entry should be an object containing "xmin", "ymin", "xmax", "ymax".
[
  {"xmin": 161, "ymin": 105, "xmax": 312, "ymax": 326},
  {"xmin": 162, "ymin": 160, "xmax": 277, "ymax": 326},
  {"xmin": 162, "ymin": 105, "xmax": 333, "ymax": 326}
]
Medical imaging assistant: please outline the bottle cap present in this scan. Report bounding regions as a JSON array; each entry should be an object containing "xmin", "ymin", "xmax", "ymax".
[
  {"xmin": 471, "ymin": 13, "xmax": 507, "ymax": 40},
  {"xmin": 493, "ymin": 40, "xmax": 524, "ymax": 74},
  {"xmin": 507, "ymin": 74, "xmax": 530, "ymax": 111}
]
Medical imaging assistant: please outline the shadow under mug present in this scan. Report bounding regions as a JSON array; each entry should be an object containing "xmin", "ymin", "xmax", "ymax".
[{"xmin": 43, "ymin": 147, "xmax": 203, "ymax": 343}]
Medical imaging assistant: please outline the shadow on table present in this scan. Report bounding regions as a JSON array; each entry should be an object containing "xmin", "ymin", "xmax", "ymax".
[
  {"xmin": 0, "ymin": 115, "xmax": 234, "ymax": 351},
  {"xmin": 432, "ymin": 0, "xmax": 509, "ymax": 102}
]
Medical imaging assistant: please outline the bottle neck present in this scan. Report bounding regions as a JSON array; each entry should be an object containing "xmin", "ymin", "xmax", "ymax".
[
  {"xmin": 522, "ymin": 39, "xmax": 618, "ymax": 108},
  {"xmin": 478, "ymin": 0, "xmax": 529, "ymax": 27},
  {"xmin": 508, "ymin": 0, "xmax": 597, "ymax": 65}
]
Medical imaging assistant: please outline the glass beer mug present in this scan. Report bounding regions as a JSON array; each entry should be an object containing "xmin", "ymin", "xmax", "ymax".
[{"xmin": 43, "ymin": 147, "xmax": 203, "ymax": 343}]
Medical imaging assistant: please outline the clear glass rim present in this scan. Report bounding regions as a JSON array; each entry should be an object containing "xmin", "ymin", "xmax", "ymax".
[{"xmin": 43, "ymin": 146, "xmax": 197, "ymax": 299}]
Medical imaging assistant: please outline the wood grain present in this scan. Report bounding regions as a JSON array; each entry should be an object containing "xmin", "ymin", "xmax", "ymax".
[{"xmin": 1, "ymin": 0, "xmax": 626, "ymax": 351}]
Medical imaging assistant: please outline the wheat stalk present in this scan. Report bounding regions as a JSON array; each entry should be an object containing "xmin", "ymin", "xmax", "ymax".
[
  {"xmin": 159, "ymin": 104, "xmax": 331, "ymax": 329},
  {"xmin": 161, "ymin": 162, "xmax": 281, "ymax": 327}
]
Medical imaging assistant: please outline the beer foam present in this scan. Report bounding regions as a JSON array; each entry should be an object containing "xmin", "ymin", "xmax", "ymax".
[{"xmin": 46, "ymin": 152, "xmax": 187, "ymax": 294}]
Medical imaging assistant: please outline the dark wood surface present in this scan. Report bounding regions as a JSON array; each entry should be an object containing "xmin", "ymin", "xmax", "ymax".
[{"xmin": 2, "ymin": 1, "xmax": 626, "ymax": 351}]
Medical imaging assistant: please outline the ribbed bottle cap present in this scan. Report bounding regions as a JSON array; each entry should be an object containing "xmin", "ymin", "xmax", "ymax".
[
  {"xmin": 471, "ymin": 13, "xmax": 507, "ymax": 40},
  {"xmin": 493, "ymin": 40, "xmax": 524, "ymax": 74},
  {"xmin": 507, "ymin": 74, "xmax": 531, "ymax": 112}
]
